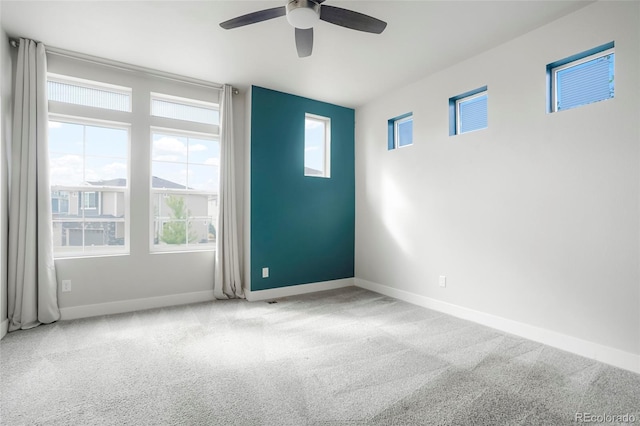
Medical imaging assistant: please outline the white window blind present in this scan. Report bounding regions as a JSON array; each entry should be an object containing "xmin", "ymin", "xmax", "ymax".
[
  {"xmin": 458, "ymin": 92, "xmax": 488, "ymax": 134},
  {"xmin": 47, "ymin": 76, "xmax": 131, "ymax": 112},
  {"xmin": 151, "ymin": 93, "xmax": 219, "ymax": 125},
  {"xmin": 554, "ymin": 52, "xmax": 614, "ymax": 111}
]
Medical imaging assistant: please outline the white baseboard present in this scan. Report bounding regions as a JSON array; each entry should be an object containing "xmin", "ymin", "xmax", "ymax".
[
  {"xmin": 59, "ymin": 290, "xmax": 215, "ymax": 321},
  {"xmin": 355, "ymin": 278, "xmax": 640, "ymax": 374},
  {"xmin": 1, "ymin": 318, "xmax": 7, "ymax": 340},
  {"xmin": 246, "ymin": 277, "xmax": 354, "ymax": 302}
]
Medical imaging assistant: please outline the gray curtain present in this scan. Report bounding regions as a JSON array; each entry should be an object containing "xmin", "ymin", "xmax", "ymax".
[
  {"xmin": 214, "ymin": 85, "xmax": 243, "ymax": 299},
  {"xmin": 8, "ymin": 38, "xmax": 60, "ymax": 331}
]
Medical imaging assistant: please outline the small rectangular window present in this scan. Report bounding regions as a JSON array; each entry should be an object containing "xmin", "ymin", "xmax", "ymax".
[
  {"xmin": 449, "ymin": 87, "xmax": 488, "ymax": 136},
  {"xmin": 304, "ymin": 114, "xmax": 331, "ymax": 178},
  {"xmin": 47, "ymin": 74, "xmax": 132, "ymax": 112},
  {"xmin": 388, "ymin": 113, "xmax": 413, "ymax": 150},
  {"xmin": 151, "ymin": 93, "xmax": 219, "ymax": 125},
  {"xmin": 548, "ymin": 42, "xmax": 614, "ymax": 112}
]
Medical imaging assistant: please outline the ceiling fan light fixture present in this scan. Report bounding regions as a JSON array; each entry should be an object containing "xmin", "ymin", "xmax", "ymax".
[{"xmin": 286, "ymin": 0, "xmax": 320, "ymax": 29}]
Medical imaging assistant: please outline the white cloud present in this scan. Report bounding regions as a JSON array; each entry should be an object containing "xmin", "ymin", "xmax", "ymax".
[
  {"xmin": 50, "ymin": 154, "xmax": 83, "ymax": 186},
  {"xmin": 153, "ymin": 155, "xmax": 180, "ymax": 162},
  {"xmin": 305, "ymin": 119, "xmax": 324, "ymax": 130},
  {"xmin": 50, "ymin": 156, "xmax": 128, "ymax": 185},
  {"xmin": 101, "ymin": 162, "xmax": 127, "ymax": 176},
  {"xmin": 204, "ymin": 157, "xmax": 220, "ymax": 166},
  {"xmin": 190, "ymin": 144, "xmax": 208, "ymax": 152},
  {"xmin": 48, "ymin": 121, "xmax": 63, "ymax": 129},
  {"xmin": 153, "ymin": 137, "xmax": 187, "ymax": 155}
]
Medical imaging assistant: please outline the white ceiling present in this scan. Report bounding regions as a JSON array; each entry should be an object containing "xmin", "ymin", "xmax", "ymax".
[{"xmin": 1, "ymin": 1, "xmax": 591, "ymax": 108}]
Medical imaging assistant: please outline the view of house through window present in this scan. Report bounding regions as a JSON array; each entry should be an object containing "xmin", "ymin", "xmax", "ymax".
[
  {"xmin": 151, "ymin": 130, "xmax": 220, "ymax": 250},
  {"xmin": 48, "ymin": 119, "xmax": 129, "ymax": 256},
  {"xmin": 47, "ymin": 69, "xmax": 221, "ymax": 257}
]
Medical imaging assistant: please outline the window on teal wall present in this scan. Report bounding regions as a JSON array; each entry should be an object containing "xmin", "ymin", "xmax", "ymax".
[
  {"xmin": 548, "ymin": 42, "xmax": 615, "ymax": 113},
  {"xmin": 304, "ymin": 113, "xmax": 331, "ymax": 178}
]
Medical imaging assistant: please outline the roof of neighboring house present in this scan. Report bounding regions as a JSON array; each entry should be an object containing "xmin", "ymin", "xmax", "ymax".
[
  {"xmin": 304, "ymin": 167, "xmax": 324, "ymax": 177},
  {"xmin": 87, "ymin": 176, "xmax": 187, "ymax": 189}
]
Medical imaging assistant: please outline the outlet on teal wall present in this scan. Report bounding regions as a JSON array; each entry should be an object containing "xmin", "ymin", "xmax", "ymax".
[{"xmin": 251, "ymin": 86, "xmax": 355, "ymax": 291}]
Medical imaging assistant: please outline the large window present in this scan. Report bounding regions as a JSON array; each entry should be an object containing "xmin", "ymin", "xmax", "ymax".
[
  {"xmin": 47, "ymin": 59, "xmax": 221, "ymax": 258},
  {"xmin": 548, "ymin": 42, "xmax": 615, "ymax": 112},
  {"xmin": 151, "ymin": 129, "xmax": 219, "ymax": 250},
  {"xmin": 48, "ymin": 119, "xmax": 129, "ymax": 256},
  {"xmin": 304, "ymin": 113, "xmax": 331, "ymax": 178}
]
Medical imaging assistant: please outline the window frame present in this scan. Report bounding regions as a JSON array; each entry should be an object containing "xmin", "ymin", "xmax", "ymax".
[
  {"xmin": 449, "ymin": 86, "xmax": 488, "ymax": 136},
  {"xmin": 149, "ymin": 127, "xmax": 220, "ymax": 253},
  {"xmin": 456, "ymin": 91, "xmax": 488, "ymax": 135},
  {"xmin": 304, "ymin": 113, "xmax": 331, "ymax": 178},
  {"xmin": 387, "ymin": 112, "xmax": 413, "ymax": 150},
  {"xmin": 549, "ymin": 45, "xmax": 615, "ymax": 113}
]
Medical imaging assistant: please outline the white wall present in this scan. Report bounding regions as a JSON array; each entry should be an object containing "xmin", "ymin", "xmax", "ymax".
[{"xmin": 355, "ymin": 1, "xmax": 639, "ymax": 363}]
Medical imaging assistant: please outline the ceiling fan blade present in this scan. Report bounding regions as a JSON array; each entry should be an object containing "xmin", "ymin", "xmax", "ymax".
[
  {"xmin": 220, "ymin": 6, "xmax": 286, "ymax": 29},
  {"xmin": 320, "ymin": 5, "xmax": 387, "ymax": 34},
  {"xmin": 295, "ymin": 28, "xmax": 313, "ymax": 58}
]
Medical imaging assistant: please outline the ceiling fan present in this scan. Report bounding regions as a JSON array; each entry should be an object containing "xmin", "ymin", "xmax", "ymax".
[{"xmin": 220, "ymin": 0, "xmax": 387, "ymax": 58}]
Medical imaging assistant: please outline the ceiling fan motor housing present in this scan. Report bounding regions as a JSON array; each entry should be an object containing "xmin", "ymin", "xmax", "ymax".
[{"xmin": 286, "ymin": 0, "xmax": 321, "ymax": 29}]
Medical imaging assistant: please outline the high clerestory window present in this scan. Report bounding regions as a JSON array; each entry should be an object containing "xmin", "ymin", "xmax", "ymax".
[{"xmin": 547, "ymin": 42, "xmax": 615, "ymax": 113}]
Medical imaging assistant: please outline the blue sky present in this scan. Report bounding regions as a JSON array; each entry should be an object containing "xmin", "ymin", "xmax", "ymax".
[
  {"xmin": 304, "ymin": 118, "xmax": 326, "ymax": 172},
  {"xmin": 49, "ymin": 121, "xmax": 220, "ymax": 191}
]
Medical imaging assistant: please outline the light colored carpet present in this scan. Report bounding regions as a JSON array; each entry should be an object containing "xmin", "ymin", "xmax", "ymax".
[{"xmin": 1, "ymin": 287, "xmax": 639, "ymax": 425}]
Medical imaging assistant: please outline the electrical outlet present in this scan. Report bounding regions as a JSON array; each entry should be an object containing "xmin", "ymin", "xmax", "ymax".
[
  {"xmin": 262, "ymin": 267, "xmax": 269, "ymax": 278},
  {"xmin": 439, "ymin": 275, "xmax": 446, "ymax": 288},
  {"xmin": 62, "ymin": 280, "xmax": 72, "ymax": 292}
]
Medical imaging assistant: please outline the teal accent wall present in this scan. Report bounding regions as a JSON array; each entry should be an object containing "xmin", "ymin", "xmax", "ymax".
[{"xmin": 250, "ymin": 86, "xmax": 355, "ymax": 291}]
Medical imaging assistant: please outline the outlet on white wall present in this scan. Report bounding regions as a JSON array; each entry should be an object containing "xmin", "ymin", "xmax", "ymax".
[
  {"xmin": 439, "ymin": 275, "xmax": 446, "ymax": 288},
  {"xmin": 262, "ymin": 267, "xmax": 269, "ymax": 278},
  {"xmin": 62, "ymin": 280, "xmax": 72, "ymax": 292}
]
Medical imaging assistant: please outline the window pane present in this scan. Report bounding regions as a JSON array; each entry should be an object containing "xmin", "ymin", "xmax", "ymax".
[
  {"xmin": 152, "ymin": 133, "xmax": 189, "ymax": 163},
  {"xmin": 152, "ymin": 162, "xmax": 188, "ymax": 188},
  {"xmin": 459, "ymin": 94, "xmax": 488, "ymax": 134},
  {"xmin": 151, "ymin": 97, "xmax": 219, "ymax": 125},
  {"xmin": 556, "ymin": 53, "xmax": 614, "ymax": 111},
  {"xmin": 51, "ymin": 189, "xmax": 126, "ymax": 251},
  {"xmin": 50, "ymin": 153, "xmax": 85, "ymax": 186},
  {"xmin": 153, "ymin": 194, "xmax": 189, "ymax": 245},
  {"xmin": 49, "ymin": 121, "xmax": 83, "ymax": 155},
  {"xmin": 48, "ymin": 80, "xmax": 131, "ymax": 112},
  {"xmin": 48, "ymin": 117, "xmax": 129, "ymax": 256},
  {"xmin": 188, "ymin": 164, "xmax": 218, "ymax": 191},
  {"xmin": 151, "ymin": 130, "xmax": 219, "ymax": 251},
  {"xmin": 304, "ymin": 115, "xmax": 330, "ymax": 178},
  {"xmin": 85, "ymin": 156, "xmax": 128, "ymax": 185},
  {"xmin": 85, "ymin": 125, "xmax": 128, "ymax": 158},
  {"xmin": 188, "ymin": 138, "xmax": 220, "ymax": 165},
  {"xmin": 397, "ymin": 118, "xmax": 413, "ymax": 147}
]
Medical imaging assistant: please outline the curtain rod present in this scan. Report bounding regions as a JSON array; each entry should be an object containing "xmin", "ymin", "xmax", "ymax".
[{"xmin": 8, "ymin": 37, "xmax": 239, "ymax": 95}]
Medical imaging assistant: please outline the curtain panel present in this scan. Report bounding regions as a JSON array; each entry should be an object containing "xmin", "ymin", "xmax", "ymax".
[
  {"xmin": 214, "ymin": 85, "xmax": 243, "ymax": 299},
  {"xmin": 8, "ymin": 39, "xmax": 60, "ymax": 331}
]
